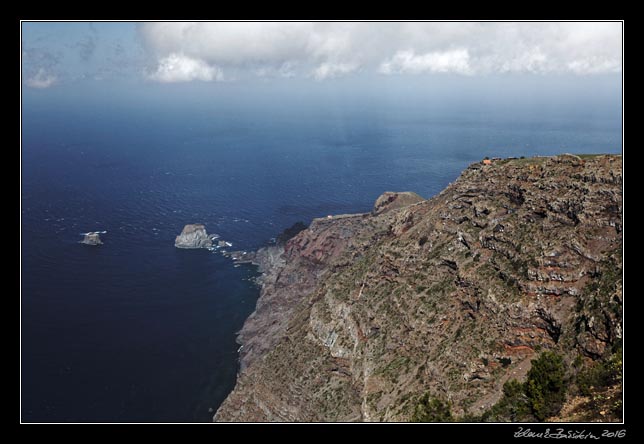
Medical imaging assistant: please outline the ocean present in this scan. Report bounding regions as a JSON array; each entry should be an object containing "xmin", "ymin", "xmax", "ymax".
[{"xmin": 21, "ymin": 78, "xmax": 622, "ymax": 422}]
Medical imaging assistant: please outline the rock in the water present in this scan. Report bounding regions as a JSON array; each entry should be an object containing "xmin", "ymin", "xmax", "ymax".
[
  {"xmin": 175, "ymin": 224, "xmax": 213, "ymax": 249},
  {"xmin": 80, "ymin": 232, "xmax": 103, "ymax": 246}
]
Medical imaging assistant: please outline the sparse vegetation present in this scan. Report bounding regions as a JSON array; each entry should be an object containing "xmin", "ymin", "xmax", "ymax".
[
  {"xmin": 477, "ymin": 346, "xmax": 623, "ymax": 423},
  {"xmin": 525, "ymin": 351, "xmax": 566, "ymax": 420},
  {"xmin": 412, "ymin": 394, "xmax": 453, "ymax": 422},
  {"xmin": 482, "ymin": 351, "xmax": 566, "ymax": 421},
  {"xmin": 480, "ymin": 379, "xmax": 530, "ymax": 422},
  {"xmin": 577, "ymin": 348, "xmax": 622, "ymax": 397}
]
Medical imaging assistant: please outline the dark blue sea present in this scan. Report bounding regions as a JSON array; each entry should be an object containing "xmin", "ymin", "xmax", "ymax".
[{"xmin": 21, "ymin": 77, "xmax": 622, "ymax": 422}]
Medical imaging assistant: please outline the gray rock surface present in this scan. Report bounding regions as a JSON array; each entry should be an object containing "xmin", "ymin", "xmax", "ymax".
[
  {"xmin": 372, "ymin": 191, "xmax": 425, "ymax": 215},
  {"xmin": 174, "ymin": 224, "xmax": 213, "ymax": 249},
  {"xmin": 80, "ymin": 232, "xmax": 103, "ymax": 246}
]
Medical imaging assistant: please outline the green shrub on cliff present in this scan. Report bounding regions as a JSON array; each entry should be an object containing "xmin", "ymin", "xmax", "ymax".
[
  {"xmin": 480, "ymin": 379, "xmax": 530, "ymax": 422},
  {"xmin": 482, "ymin": 351, "xmax": 566, "ymax": 422},
  {"xmin": 525, "ymin": 351, "xmax": 566, "ymax": 420},
  {"xmin": 411, "ymin": 394, "xmax": 453, "ymax": 422},
  {"xmin": 577, "ymin": 347, "xmax": 622, "ymax": 396}
]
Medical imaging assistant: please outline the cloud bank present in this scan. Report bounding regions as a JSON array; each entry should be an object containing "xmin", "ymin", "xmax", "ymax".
[
  {"xmin": 139, "ymin": 22, "xmax": 622, "ymax": 82},
  {"xmin": 147, "ymin": 53, "xmax": 224, "ymax": 82},
  {"xmin": 379, "ymin": 49, "xmax": 472, "ymax": 75}
]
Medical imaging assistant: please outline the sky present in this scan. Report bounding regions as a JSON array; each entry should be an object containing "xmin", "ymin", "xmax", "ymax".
[{"xmin": 21, "ymin": 21, "xmax": 622, "ymax": 88}]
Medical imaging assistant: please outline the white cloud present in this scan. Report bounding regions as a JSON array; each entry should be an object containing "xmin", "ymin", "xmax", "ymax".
[
  {"xmin": 498, "ymin": 48, "xmax": 549, "ymax": 74},
  {"xmin": 140, "ymin": 22, "xmax": 312, "ymax": 65},
  {"xmin": 139, "ymin": 22, "xmax": 622, "ymax": 81},
  {"xmin": 567, "ymin": 57, "xmax": 622, "ymax": 75},
  {"xmin": 25, "ymin": 68, "xmax": 57, "ymax": 88},
  {"xmin": 147, "ymin": 53, "xmax": 223, "ymax": 83},
  {"xmin": 379, "ymin": 49, "xmax": 472, "ymax": 75},
  {"xmin": 256, "ymin": 61, "xmax": 298, "ymax": 78},
  {"xmin": 312, "ymin": 62, "xmax": 359, "ymax": 80}
]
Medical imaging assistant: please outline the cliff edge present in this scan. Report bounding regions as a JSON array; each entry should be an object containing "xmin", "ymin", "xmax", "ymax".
[{"xmin": 215, "ymin": 154, "xmax": 623, "ymax": 422}]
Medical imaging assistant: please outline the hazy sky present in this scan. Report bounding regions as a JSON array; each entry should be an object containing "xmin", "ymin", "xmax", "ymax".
[{"xmin": 21, "ymin": 21, "xmax": 622, "ymax": 89}]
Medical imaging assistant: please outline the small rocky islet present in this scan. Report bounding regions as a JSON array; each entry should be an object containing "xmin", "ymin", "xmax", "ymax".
[
  {"xmin": 79, "ymin": 231, "xmax": 105, "ymax": 246},
  {"xmin": 174, "ymin": 223, "xmax": 216, "ymax": 249},
  {"xmin": 174, "ymin": 223, "xmax": 237, "ymax": 254}
]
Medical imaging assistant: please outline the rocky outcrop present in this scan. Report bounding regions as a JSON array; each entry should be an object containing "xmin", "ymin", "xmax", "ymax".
[
  {"xmin": 372, "ymin": 191, "xmax": 425, "ymax": 215},
  {"xmin": 80, "ymin": 232, "xmax": 103, "ymax": 246},
  {"xmin": 215, "ymin": 155, "xmax": 622, "ymax": 422},
  {"xmin": 174, "ymin": 224, "xmax": 213, "ymax": 249}
]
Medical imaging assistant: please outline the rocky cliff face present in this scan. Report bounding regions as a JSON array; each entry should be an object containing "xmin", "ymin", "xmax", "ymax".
[
  {"xmin": 174, "ymin": 224, "xmax": 213, "ymax": 249},
  {"xmin": 215, "ymin": 155, "xmax": 622, "ymax": 422}
]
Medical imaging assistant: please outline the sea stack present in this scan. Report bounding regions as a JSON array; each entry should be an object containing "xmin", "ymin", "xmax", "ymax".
[
  {"xmin": 80, "ymin": 232, "xmax": 103, "ymax": 246},
  {"xmin": 174, "ymin": 224, "xmax": 213, "ymax": 249}
]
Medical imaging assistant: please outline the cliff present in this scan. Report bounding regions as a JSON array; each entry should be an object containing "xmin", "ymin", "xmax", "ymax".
[
  {"xmin": 175, "ymin": 224, "xmax": 213, "ymax": 249},
  {"xmin": 215, "ymin": 154, "xmax": 622, "ymax": 422}
]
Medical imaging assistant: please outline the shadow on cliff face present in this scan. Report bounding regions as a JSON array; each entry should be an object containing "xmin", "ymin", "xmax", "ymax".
[{"xmin": 275, "ymin": 222, "xmax": 308, "ymax": 246}]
